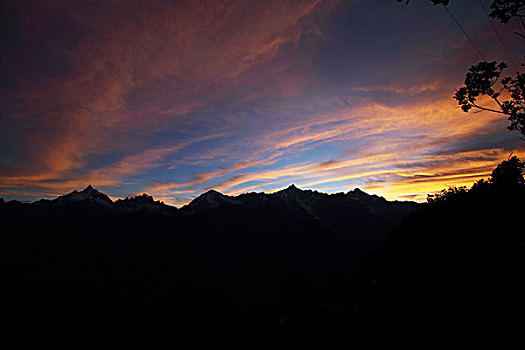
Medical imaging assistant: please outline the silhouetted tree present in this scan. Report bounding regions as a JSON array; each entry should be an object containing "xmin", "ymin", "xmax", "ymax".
[
  {"xmin": 427, "ymin": 155, "xmax": 525, "ymax": 203},
  {"xmin": 489, "ymin": 0, "xmax": 525, "ymax": 29},
  {"xmin": 454, "ymin": 61, "xmax": 525, "ymax": 136},
  {"xmin": 352, "ymin": 155, "xmax": 525, "ymax": 340},
  {"xmin": 397, "ymin": 0, "xmax": 524, "ymax": 26},
  {"xmin": 490, "ymin": 154, "xmax": 525, "ymax": 187},
  {"xmin": 397, "ymin": 0, "xmax": 525, "ymax": 138},
  {"xmin": 426, "ymin": 185, "xmax": 468, "ymax": 203}
]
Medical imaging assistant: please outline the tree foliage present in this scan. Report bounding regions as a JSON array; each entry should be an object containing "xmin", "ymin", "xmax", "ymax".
[
  {"xmin": 490, "ymin": 154, "xmax": 525, "ymax": 187},
  {"xmin": 426, "ymin": 185, "xmax": 467, "ymax": 203},
  {"xmin": 489, "ymin": 0, "xmax": 525, "ymax": 27},
  {"xmin": 355, "ymin": 156, "xmax": 525, "ymax": 339},
  {"xmin": 453, "ymin": 61, "xmax": 525, "ymax": 136},
  {"xmin": 427, "ymin": 155, "xmax": 525, "ymax": 203},
  {"xmin": 397, "ymin": 0, "xmax": 525, "ymax": 23},
  {"xmin": 397, "ymin": 0, "xmax": 525, "ymax": 138}
]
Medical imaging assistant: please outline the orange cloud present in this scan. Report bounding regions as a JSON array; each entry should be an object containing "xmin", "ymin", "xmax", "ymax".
[
  {"xmin": 5, "ymin": 0, "xmax": 334, "ymax": 186},
  {"xmin": 159, "ymin": 95, "xmax": 522, "ymax": 199},
  {"xmin": 2, "ymin": 1, "xmax": 523, "ymax": 206}
]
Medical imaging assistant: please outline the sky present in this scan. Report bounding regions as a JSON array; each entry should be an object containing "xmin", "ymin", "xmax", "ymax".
[{"xmin": 1, "ymin": 0, "xmax": 524, "ymax": 206}]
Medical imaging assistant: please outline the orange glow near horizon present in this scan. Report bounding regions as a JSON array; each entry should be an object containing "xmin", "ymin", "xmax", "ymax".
[{"xmin": 1, "ymin": 0, "xmax": 523, "ymax": 205}]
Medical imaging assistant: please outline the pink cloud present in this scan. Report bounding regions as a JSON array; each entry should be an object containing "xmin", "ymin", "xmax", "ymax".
[{"xmin": 5, "ymin": 0, "xmax": 334, "ymax": 181}]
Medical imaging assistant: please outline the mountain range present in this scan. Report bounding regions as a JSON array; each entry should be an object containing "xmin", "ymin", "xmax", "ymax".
[
  {"xmin": 1, "ymin": 183, "xmax": 417, "ymax": 344},
  {"xmin": 1, "ymin": 183, "xmax": 415, "ymax": 219},
  {"xmin": 1, "ymin": 183, "xmax": 416, "ymax": 286},
  {"xmin": 3, "ymin": 161, "xmax": 524, "ymax": 345}
]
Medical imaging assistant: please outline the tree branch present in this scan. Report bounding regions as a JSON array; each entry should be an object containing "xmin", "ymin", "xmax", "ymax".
[
  {"xmin": 492, "ymin": 95, "xmax": 505, "ymax": 110},
  {"xmin": 470, "ymin": 102, "xmax": 507, "ymax": 114}
]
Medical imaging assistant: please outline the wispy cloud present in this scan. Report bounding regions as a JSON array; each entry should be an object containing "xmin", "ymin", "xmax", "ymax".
[
  {"xmin": 2, "ymin": 0, "xmax": 332, "ymax": 189},
  {"xmin": 2, "ymin": 0, "xmax": 523, "ymax": 205}
]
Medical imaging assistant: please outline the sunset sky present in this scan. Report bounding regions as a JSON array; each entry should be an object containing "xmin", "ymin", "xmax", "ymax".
[{"xmin": 1, "ymin": 0, "xmax": 524, "ymax": 206}]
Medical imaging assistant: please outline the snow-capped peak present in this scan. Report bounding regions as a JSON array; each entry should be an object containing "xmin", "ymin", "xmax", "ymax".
[
  {"xmin": 184, "ymin": 189, "xmax": 239, "ymax": 212},
  {"xmin": 54, "ymin": 185, "xmax": 113, "ymax": 207}
]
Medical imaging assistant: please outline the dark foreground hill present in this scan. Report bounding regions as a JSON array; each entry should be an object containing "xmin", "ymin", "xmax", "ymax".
[
  {"xmin": 0, "ymin": 185, "xmax": 415, "ymax": 345},
  {"xmin": 4, "ymin": 162, "xmax": 524, "ymax": 346},
  {"xmin": 352, "ymin": 157, "xmax": 525, "ymax": 343}
]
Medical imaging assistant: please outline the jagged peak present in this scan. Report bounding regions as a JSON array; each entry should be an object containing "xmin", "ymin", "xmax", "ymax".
[
  {"xmin": 205, "ymin": 189, "xmax": 221, "ymax": 194},
  {"xmin": 348, "ymin": 187, "xmax": 367, "ymax": 195},
  {"xmin": 274, "ymin": 184, "xmax": 313, "ymax": 200},
  {"xmin": 133, "ymin": 193, "xmax": 154, "ymax": 199},
  {"xmin": 56, "ymin": 185, "xmax": 113, "ymax": 204},
  {"xmin": 184, "ymin": 189, "xmax": 238, "ymax": 211},
  {"xmin": 118, "ymin": 193, "xmax": 155, "ymax": 203},
  {"xmin": 277, "ymin": 184, "xmax": 302, "ymax": 194},
  {"xmin": 81, "ymin": 185, "xmax": 106, "ymax": 196},
  {"xmin": 346, "ymin": 188, "xmax": 386, "ymax": 201},
  {"xmin": 199, "ymin": 189, "xmax": 226, "ymax": 198},
  {"xmin": 83, "ymin": 185, "xmax": 95, "ymax": 192},
  {"xmin": 113, "ymin": 193, "xmax": 177, "ymax": 213}
]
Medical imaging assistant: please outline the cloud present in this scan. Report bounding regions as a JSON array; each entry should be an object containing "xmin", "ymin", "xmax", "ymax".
[
  {"xmin": 3, "ymin": 0, "xmax": 333, "ymax": 184},
  {"xmin": 151, "ymin": 93, "xmax": 523, "ymax": 203},
  {"xmin": 353, "ymin": 83, "xmax": 442, "ymax": 95},
  {"xmin": 0, "ymin": 133, "xmax": 225, "ymax": 195},
  {"xmin": 2, "ymin": 0, "xmax": 524, "ymax": 205}
]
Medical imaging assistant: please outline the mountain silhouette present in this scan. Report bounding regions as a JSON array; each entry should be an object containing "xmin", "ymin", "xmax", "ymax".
[
  {"xmin": 114, "ymin": 193, "xmax": 177, "ymax": 215},
  {"xmin": 0, "ymin": 184, "xmax": 416, "ymax": 346},
  {"xmin": 2, "ymin": 184, "xmax": 414, "ymax": 219},
  {"xmin": 182, "ymin": 189, "xmax": 241, "ymax": 214},
  {"xmin": 35, "ymin": 185, "xmax": 114, "ymax": 210},
  {"xmin": 5, "ymin": 172, "xmax": 523, "ymax": 344}
]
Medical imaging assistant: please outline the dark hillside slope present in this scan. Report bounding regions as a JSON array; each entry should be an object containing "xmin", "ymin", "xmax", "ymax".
[
  {"xmin": 352, "ymin": 157, "xmax": 525, "ymax": 340},
  {"xmin": 0, "ymin": 185, "xmax": 414, "ymax": 344}
]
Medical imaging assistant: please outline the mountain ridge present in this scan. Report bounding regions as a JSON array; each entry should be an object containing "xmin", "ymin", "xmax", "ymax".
[
  {"xmin": 1, "ymin": 185, "xmax": 417, "ymax": 239},
  {"xmin": 1, "ymin": 183, "xmax": 420, "ymax": 341},
  {"xmin": 1, "ymin": 184, "xmax": 414, "ymax": 212}
]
